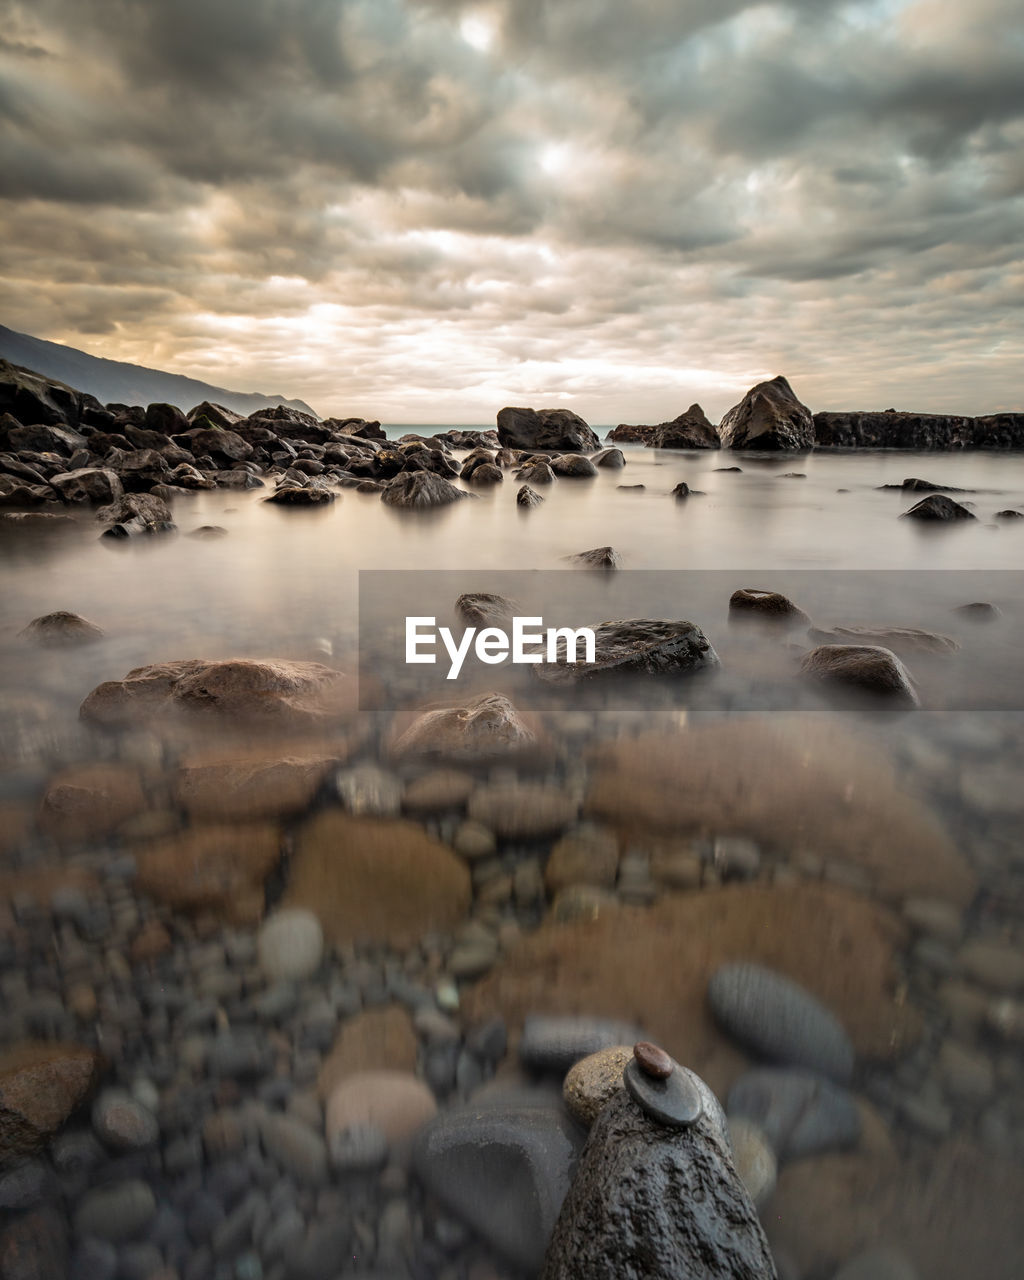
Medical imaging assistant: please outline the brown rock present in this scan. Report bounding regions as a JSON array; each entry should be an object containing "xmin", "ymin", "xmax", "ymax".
[
  {"xmin": 401, "ymin": 769, "xmax": 476, "ymax": 814},
  {"xmin": 134, "ymin": 823, "xmax": 282, "ymax": 924},
  {"xmin": 463, "ymin": 884, "xmax": 920, "ymax": 1099},
  {"xmin": 325, "ymin": 1070, "xmax": 438, "ymax": 1146},
  {"xmin": 544, "ymin": 828, "xmax": 619, "ymax": 893},
  {"xmin": 767, "ymin": 1140, "xmax": 1024, "ymax": 1280},
  {"xmin": 318, "ymin": 1006, "xmax": 419, "ymax": 1098},
  {"xmin": 80, "ymin": 658, "xmax": 358, "ymax": 730},
  {"xmin": 468, "ymin": 783, "xmax": 579, "ymax": 840},
  {"xmin": 0, "ymin": 866, "xmax": 99, "ymax": 911},
  {"xmin": 0, "ymin": 1041, "xmax": 101, "ymax": 1162},
  {"xmin": 387, "ymin": 692, "xmax": 545, "ymax": 763},
  {"xmin": 584, "ymin": 718, "xmax": 974, "ymax": 906},
  {"xmin": 129, "ymin": 920, "xmax": 172, "ymax": 964},
  {"xmin": 37, "ymin": 763, "xmax": 147, "ymax": 845},
  {"xmin": 175, "ymin": 746, "xmax": 343, "ymax": 821},
  {"xmin": 18, "ymin": 610, "xmax": 105, "ymax": 646},
  {"xmin": 285, "ymin": 811, "xmax": 471, "ymax": 948},
  {"xmin": 800, "ymin": 645, "xmax": 919, "ymax": 707}
]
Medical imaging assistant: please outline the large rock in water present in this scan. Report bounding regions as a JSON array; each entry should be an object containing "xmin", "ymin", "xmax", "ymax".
[
  {"xmin": 650, "ymin": 403, "xmax": 721, "ymax": 448},
  {"xmin": 814, "ymin": 408, "xmax": 1024, "ymax": 449},
  {"xmin": 719, "ymin": 375, "xmax": 815, "ymax": 451},
  {"xmin": 582, "ymin": 717, "xmax": 974, "ymax": 905},
  {"xmin": 541, "ymin": 1076, "xmax": 775, "ymax": 1279},
  {"xmin": 901, "ymin": 493, "xmax": 976, "ymax": 521},
  {"xmin": 464, "ymin": 884, "xmax": 922, "ymax": 1099},
  {"xmin": 800, "ymin": 644, "xmax": 919, "ymax": 708},
  {"xmin": 285, "ymin": 810, "xmax": 471, "ymax": 947},
  {"xmin": 534, "ymin": 618, "xmax": 719, "ymax": 686},
  {"xmin": 0, "ymin": 1041, "xmax": 101, "ymax": 1163},
  {"xmin": 497, "ymin": 407, "xmax": 600, "ymax": 452},
  {"xmin": 80, "ymin": 658, "xmax": 357, "ymax": 730},
  {"xmin": 380, "ymin": 471, "xmax": 468, "ymax": 508}
]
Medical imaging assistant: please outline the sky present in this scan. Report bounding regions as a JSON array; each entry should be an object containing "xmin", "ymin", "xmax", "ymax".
[{"xmin": 0, "ymin": 0, "xmax": 1021, "ymax": 424}]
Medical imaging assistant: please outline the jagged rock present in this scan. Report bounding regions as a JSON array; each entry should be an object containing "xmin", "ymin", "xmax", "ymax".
[
  {"xmin": 608, "ymin": 405, "xmax": 720, "ymax": 449},
  {"xmin": 901, "ymin": 494, "xmax": 976, "ymax": 520},
  {"xmin": 454, "ymin": 593, "xmax": 518, "ymax": 627},
  {"xmin": 568, "ymin": 545, "xmax": 620, "ymax": 569},
  {"xmin": 541, "ymin": 1075, "xmax": 774, "ymax": 1279},
  {"xmin": 50, "ymin": 467, "xmax": 123, "ymax": 505},
  {"xmin": 264, "ymin": 485, "xmax": 336, "ymax": 505},
  {"xmin": 517, "ymin": 484, "xmax": 544, "ymax": 507},
  {"xmin": 516, "ymin": 460, "xmax": 556, "ymax": 485},
  {"xmin": 97, "ymin": 491, "xmax": 175, "ymax": 536},
  {"xmin": 0, "ymin": 359, "xmax": 89, "ymax": 427},
  {"xmin": 497, "ymin": 406, "xmax": 600, "ymax": 452},
  {"xmin": 800, "ymin": 644, "xmax": 919, "ymax": 707},
  {"xmin": 535, "ymin": 618, "xmax": 718, "ymax": 686},
  {"xmin": 720, "ymin": 376, "xmax": 815, "ymax": 451},
  {"xmin": 380, "ymin": 471, "xmax": 468, "ymax": 508},
  {"xmin": 815, "ymin": 409, "xmax": 1024, "ymax": 449},
  {"xmin": 18, "ymin": 611, "xmax": 104, "ymax": 647}
]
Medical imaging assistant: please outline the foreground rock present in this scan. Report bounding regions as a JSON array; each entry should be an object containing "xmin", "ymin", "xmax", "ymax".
[
  {"xmin": 0, "ymin": 1041, "xmax": 101, "ymax": 1162},
  {"xmin": 465, "ymin": 884, "xmax": 921, "ymax": 1098},
  {"xmin": 80, "ymin": 657, "xmax": 357, "ymax": 730},
  {"xmin": 800, "ymin": 644, "xmax": 920, "ymax": 707},
  {"xmin": 387, "ymin": 692, "xmax": 543, "ymax": 763},
  {"xmin": 37, "ymin": 762, "xmax": 147, "ymax": 844},
  {"xmin": 134, "ymin": 823, "xmax": 282, "ymax": 924},
  {"xmin": 516, "ymin": 483, "xmax": 543, "ymax": 507},
  {"xmin": 901, "ymin": 494, "xmax": 976, "ymax": 521},
  {"xmin": 497, "ymin": 406, "xmax": 600, "ymax": 452},
  {"xmin": 97, "ymin": 491, "xmax": 175, "ymax": 537},
  {"xmin": 542, "ymin": 1063, "xmax": 774, "ymax": 1279},
  {"xmin": 285, "ymin": 810, "xmax": 471, "ymax": 947},
  {"xmin": 534, "ymin": 618, "xmax": 719, "ymax": 685},
  {"xmin": 719, "ymin": 375, "xmax": 815, "ymax": 451},
  {"xmin": 583, "ymin": 719, "xmax": 974, "ymax": 904},
  {"xmin": 18, "ymin": 610, "xmax": 104, "ymax": 646}
]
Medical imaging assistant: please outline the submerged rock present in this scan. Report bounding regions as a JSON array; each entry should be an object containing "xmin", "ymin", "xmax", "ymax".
[
  {"xmin": 568, "ymin": 545, "xmax": 620, "ymax": 569},
  {"xmin": 591, "ymin": 447, "xmax": 625, "ymax": 468},
  {"xmin": 651, "ymin": 403, "xmax": 721, "ymax": 449},
  {"xmin": 381, "ymin": 471, "xmax": 469, "ymax": 508},
  {"xmin": 534, "ymin": 617, "xmax": 719, "ymax": 686},
  {"xmin": 807, "ymin": 625, "xmax": 958, "ymax": 656},
  {"xmin": 18, "ymin": 610, "xmax": 104, "ymax": 647},
  {"xmin": 497, "ymin": 406, "xmax": 600, "ymax": 452},
  {"xmin": 264, "ymin": 484, "xmax": 335, "ymax": 505},
  {"xmin": 730, "ymin": 588, "xmax": 809, "ymax": 626},
  {"xmin": 516, "ymin": 460, "xmax": 556, "ymax": 485},
  {"xmin": 388, "ymin": 691, "xmax": 542, "ymax": 763},
  {"xmin": 50, "ymin": 466, "xmax": 123, "ymax": 505},
  {"xmin": 719, "ymin": 375, "xmax": 815, "ymax": 451},
  {"xmin": 516, "ymin": 483, "xmax": 544, "ymax": 507},
  {"xmin": 550, "ymin": 453, "xmax": 598, "ymax": 478},
  {"xmin": 800, "ymin": 644, "xmax": 919, "ymax": 707},
  {"xmin": 901, "ymin": 494, "xmax": 976, "ymax": 520},
  {"xmin": 454, "ymin": 592, "xmax": 518, "ymax": 627}
]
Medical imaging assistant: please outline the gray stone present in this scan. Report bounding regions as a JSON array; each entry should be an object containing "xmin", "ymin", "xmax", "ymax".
[
  {"xmin": 259, "ymin": 1112, "xmax": 329, "ymax": 1187},
  {"xmin": 72, "ymin": 1179, "xmax": 156, "ymax": 1243},
  {"xmin": 0, "ymin": 1159, "xmax": 50, "ymax": 1210},
  {"xmin": 534, "ymin": 617, "xmax": 719, "ymax": 685},
  {"xmin": 623, "ymin": 1057, "xmax": 703, "ymax": 1128},
  {"xmin": 257, "ymin": 909, "xmax": 324, "ymax": 982},
  {"xmin": 708, "ymin": 963, "xmax": 855, "ymax": 1083},
  {"xmin": 91, "ymin": 1089, "xmax": 159, "ymax": 1151},
  {"xmin": 727, "ymin": 1067, "xmax": 861, "ymax": 1160},
  {"xmin": 520, "ymin": 1014, "xmax": 646, "ymax": 1074}
]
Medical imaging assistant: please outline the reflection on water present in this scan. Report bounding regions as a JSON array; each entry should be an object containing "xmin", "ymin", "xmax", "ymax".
[{"xmin": 1, "ymin": 442, "xmax": 1023, "ymax": 1278}]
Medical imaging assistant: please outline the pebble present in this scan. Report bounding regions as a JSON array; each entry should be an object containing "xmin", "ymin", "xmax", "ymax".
[
  {"xmin": 73, "ymin": 1179, "xmax": 157, "ymax": 1243},
  {"xmin": 623, "ymin": 1056, "xmax": 703, "ymax": 1128},
  {"xmin": 544, "ymin": 827, "xmax": 619, "ymax": 893},
  {"xmin": 562, "ymin": 1045, "xmax": 632, "ymax": 1126},
  {"xmin": 452, "ymin": 820, "xmax": 497, "ymax": 860},
  {"xmin": 467, "ymin": 783, "xmax": 579, "ymax": 839},
  {"xmin": 335, "ymin": 763, "xmax": 403, "ymax": 816},
  {"xmin": 402, "ymin": 769, "xmax": 475, "ymax": 813},
  {"xmin": 92, "ymin": 1088, "xmax": 160, "ymax": 1150},
  {"xmin": 937, "ymin": 1039, "xmax": 996, "ymax": 1102},
  {"xmin": 727, "ymin": 1117, "xmax": 777, "ymax": 1208},
  {"xmin": 71, "ymin": 1238, "xmax": 118, "ymax": 1280},
  {"xmin": 0, "ymin": 1159, "xmax": 49, "ymax": 1210},
  {"xmin": 325, "ymin": 1070, "xmax": 438, "ymax": 1149},
  {"xmin": 713, "ymin": 836, "xmax": 761, "ymax": 880},
  {"xmin": 634, "ymin": 1041, "xmax": 672, "ymax": 1079},
  {"xmin": 259, "ymin": 1111, "xmax": 329, "ymax": 1186},
  {"xmin": 257, "ymin": 908, "xmax": 324, "ymax": 982}
]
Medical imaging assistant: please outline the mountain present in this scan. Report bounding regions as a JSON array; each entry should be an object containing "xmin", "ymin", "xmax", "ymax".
[{"xmin": 0, "ymin": 324, "xmax": 317, "ymax": 417}]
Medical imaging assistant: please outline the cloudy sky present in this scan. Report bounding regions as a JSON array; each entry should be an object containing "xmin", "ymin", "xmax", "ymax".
[{"xmin": 1, "ymin": 0, "xmax": 1021, "ymax": 423}]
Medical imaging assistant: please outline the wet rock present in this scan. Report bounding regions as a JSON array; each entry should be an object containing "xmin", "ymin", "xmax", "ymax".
[
  {"xmin": 953, "ymin": 601, "xmax": 1000, "ymax": 621},
  {"xmin": 264, "ymin": 485, "xmax": 335, "ymax": 505},
  {"xmin": 516, "ymin": 460, "xmax": 556, "ymax": 485},
  {"xmin": 519, "ymin": 1015, "xmax": 645, "ymax": 1074},
  {"xmin": 727, "ymin": 1067, "xmax": 861, "ymax": 1159},
  {"xmin": 388, "ymin": 691, "xmax": 542, "ymax": 763},
  {"xmin": 719, "ymin": 375, "xmax": 815, "ymax": 451},
  {"xmin": 97, "ymin": 492, "xmax": 175, "ymax": 536},
  {"xmin": 995, "ymin": 507, "xmax": 1023, "ymax": 519},
  {"xmin": 37, "ymin": 763, "xmax": 146, "ymax": 845},
  {"xmin": 0, "ymin": 1159, "xmax": 50, "ymax": 1210},
  {"xmin": 468, "ymin": 782, "xmax": 579, "ymax": 839},
  {"xmin": 901, "ymin": 494, "xmax": 976, "ymax": 520},
  {"xmin": 414, "ymin": 1087, "xmax": 582, "ymax": 1272},
  {"xmin": 591, "ymin": 447, "xmax": 625, "ymax": 467},
  {"xmin": 562, "ymin": 1045, "xmax": 632, "ymax": 1126},
  {"xmin": 18, "ymin": 611, "xmax": 104, "ymax": 647},
  {"xmin": 516, "ymin": 483, "xmax": 544, "ymax": 507},
  {"xmin": 497, "ymin": 406, "xmax": 599, "ymax": 453},
  {"xmin": 465, "ymin": 462, "xmax": 502, "ymax": 484},
  {"xmin": 544, "ymin": 827, "xmax": 620, "ymax": 893},
  {"xmin": 454, "ymin": 592, "xmax": 517, "ymax": 627},
  {"xmin": 550, "ymin": 453, "xmax": 598, "ymax": 478},
  {"xmin": 134, "ymin": 823, "xmax": 282, "ymax": 925},
  {"xmin": 800, "ymin": 644, "xmax": 919, "ymax": 707},
  {"xmin": 50, "ymin": 467, "xmax": 123, "ymax": 505},
  {"xmin": 729, "ymin": 588, "xmax": 810, "ymax": 626},
  {"xmin": 91, "ymin": 1089, "xmax": 159, "ymax": 1150},
  {"xmin": 175, "ymin": 747, "xmax": 338, "ymax": 821},
  {"xmin": 380, "ymin": 471, "xmax": 468, "ymax": 508},
  {"xmin": 0, "ymin": 1206, "xmax": 68, "ymax": 1280},
  {"xmin": 535, "ymin": 617, "xmax": 719, "ymax": 686},
  {"xmin": 541, "ymin": 1080, "xmax": 774, "ymax": 1279},
  {"xmin": 257, "ymin": 908, "xmax": 324, "ymax": 982},
  {"xmin": 72, "ymin": 1179, "xmax": 156, "ymax": 1243},
  {"xmin": 568, "ymin": 545, "xmax": 620, "ymax": 569},
  {"xmin": 0, "ymin": 1041, "xmax": 101, "ymax": 1162},
  {"xmin": 652, "ymin": 404, "xmax": 721, "ymax": 449},
  {"xmin": 285, "ymin": 811, "xmax": 471, "ymax": 947},
  {"xmin": 326, "ymin": 1071, "xmax": 437, "ymax": 1151}
]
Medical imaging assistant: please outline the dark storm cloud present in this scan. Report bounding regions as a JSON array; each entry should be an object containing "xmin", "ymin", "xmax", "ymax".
[{"xmin": 0, "ymin": 0, "xmax": 1021, "ymax": 418}]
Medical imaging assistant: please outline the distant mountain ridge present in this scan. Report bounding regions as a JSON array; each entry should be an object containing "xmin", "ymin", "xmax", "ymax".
[{"xmin": 0, "ymin": 324, "xmax": 317, "ymax": 417}]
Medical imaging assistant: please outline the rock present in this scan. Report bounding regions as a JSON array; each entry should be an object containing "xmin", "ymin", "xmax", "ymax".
[
  {"xmin": 729, "ymin": 588, "xmax": 810, "ymax": 626},
  {"xmin": 18, "ymin": 611, "xmax": 104, "ymax": 647},
  {"xmin": 936, "ymin": 1039, "xmax": 995, "ymax": 1102},
  {"xmin": 134, "ymin": 823, "xmax": 282, "ymax": 925},
  {"xmin": 541, "ymin": 1083, "xmax": 774, "ymax": 1279},
  {"xmin": 671, "ymin": 481, "xmax": 694, "ymax": 498},
  {"xmin": 401, "ymin": 769, "xmax": 475, "ymax": 813},
  {"xmin": 72, "ymin": 1179, "xmax": 156, "ymax": 1243},
  {"xmin": 259, "ymin": 1111, "xmax": 328, "ymax": 1186},
  {"xmin": 958, "ymin": 940, "xmax": 1024, "ymax": 992},
  {"xmin": 175, "ymin": 746, "xmax": 339, "ymax": 820},
  {"xmin": 0, "ymin": 1041, "xmax": 101, "ymax": 1162},
  {"xmin": 652, "ymin": 404, "xmax": 721, "ymax": 449},
  {"xmin": 728, "ymin": 1116, "xmax": 778, "ymax": 1207},
  {"xmin": 727, "ymin": 1067, "xmax": 861, "ymax": 1159},
  {"xmin": 719, "ymin": 375, "xmax": 815, "ymax": 451},
  {"xmin": 326, "ymin": 1071, "xmax": 437, "ymax": 1150},
  {"xmin": 37, "ymin": 763, "xmax": 146, "ymax": 845},
  {"xmin": 334, "ymin": 763, "xmax": 403, "ymax": 816},
  {"xmin": 257, "ymin": 908, "xmax": 324, "ymax": 981},
  {"xmin": 516, "ymin": 483, "xmax": 544, "ymax": 507},
  {"xmin": 80, "ymin": 657, "xmax": 357, "ymax": 729},
  {"xmin": 534, "ymin": 617, "xmax": 719, "ymax": 686},
  {"xmin": 519, "ymin": 1015, "xmax": 645, "ymax": 1073},
  {"xmin": 387, "ymin": 691, "xmax": 542, "ymax": 763},
  {"xmin": 550, "ymin": 453, "xmax": 598, "ymax": 477},
  {"xmin": 466, "ymin": 462, "xmax": 503, "ymax": 484},
  {"xmin": 814, "ymin": 408, "xmax": 1024, "ymax": 448},
  {"xmin": 189, "ymin": 524, "xmax": 227, "ymax": 537},
  {"xmin": 464, "ymin": 884, "xmax": 920, "ymax": 1100},
  {"xmin": 516, "ymin": 460, "xmax": 556, "ymax": 485},
  {"xmin": 0, "ymin": 1159, "xmax": 50, "ymax": 1211},
  {"xmin": 49, "ymin": 467, "xmax": 123, "ymax": 505},
  {"xmin": 0, "ymin": 1206, "xmax": 68, "ymax": 1280},
  {"xmin": 497, "ymin": 407, "xmax": 600, "ymax": 452},
  {"xmin": 568, "ymin": 545, "xmax": 620, "ymax": 569},
  {"xmin": 995, "ymin": 507, "xmax": 1024, "ymax": 519},
  {"xmin": 453, "ymin": 819, "xmax": 496, "ymax": 859},
  {"xmin": 285, "ymin": 811, "xmax": 471, "ymax": 947},
  {"xmin": 454, "ymin": 592, "xmax": 518, "ymax": 627},
  {"xmin": 91, "ymin": 1089, "xmax": 158, "ymax": 1151},
  {"xmin": 414, "ymin": 1088, "xmax": 582, "ymax": 1272},
  {"xmin": 708, "ymin": 963, "xmax": 855, "ymax": 1083},
  {"xmin": 0, "ymin": 359, "xmax": 90, "ymax": 428},
  {"xmin": 468, "ymin": 782, "xmax": 579, "ymax": 839},
  {"xmin": 584, "ymin": 719, "xmax": 974, "ymax": 905},
  {"xmin": 544, "ymin": 827, "xmax": 620, "ymax": 893},
  {"xmin": 808, "ymin": 625, "xmax": 959, "ymax": 656},
  {"xmin": 562, "ymin": 1045, "xmax": 633, "ymax": 1125},
  {"xmin": 901, "ymin": 494, "xmax": 976, "ymax": 520},
  {"xmin": 954, "ymin": 601, "xmax": 1001, "ymax": 621},
  {"xmin": 799, "ymin": 645, "xmax": 919, "ymax": 707},
  {"xmin": 380, "ymin": 471, "xmax": 468, "ymax": 508},
  {"xmin": 591, "ymin": 447, "xmax": 625, "ymax": 467},
  {"xmin": 264, "ymin": 485, "xmax": 335, "ymax": 505},
  {"xmin": 318, "ymin": 1006, "xmax": 418, "ymax": 1096},
  {"xmin": 96, "ymin": 492, "xmax": 175, "ymax": 536}
]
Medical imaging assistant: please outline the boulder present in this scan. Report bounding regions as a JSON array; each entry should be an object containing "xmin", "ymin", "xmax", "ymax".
[
  {"xmin": 0, "ymin": 1041, "xmax": 101, "ymax": 1163},
  {"xmin": 467, "ymin": 782, "xmax": 580, "ymax": 839},
  {"xmin": 182, "ymin": 426, "xmax": 253, "ymax": 461},
  {"xmin": 37, "ymin": 762, "xmax": 147, "ymax": 845},
  {"xmin": 650, "ymin": 403, "xmax": 721, "ymax": 449},
  {"xmin": 5, "ymin": 422, "xmax": 86, "ymax": 455},
  {"xmin": 263, "ymin": 485, "xmax": 336, "ymax": 505},
  {"xmin": 144, "ymin": 402, "xmax": 190, "ymax": 435},
  {"xmin": 800, "ymin": 644, "xmax": 919, "ymax": 707},
  {"xmin": 729, "ymin": 588, "xmax": 810, "ymax": 626},
  {"xmin": 18, "ymin": 611, "xmax": 104, "ymax": 647},
  {"xmin": 50, "ymin": 467, "xmax": 123, "ymax": 505},
  {"xmin": 591, "ymin": 448, "xmax": 625, "ymax": 468},
  {"xmin": 387, "ymin": 692, "xmax": 543, "ymax": 763},
  {"xmin": 497, "ymin": 407, "xmax": 600, "ymax": 452},
  {"xmin": 719, "ymin": 375, "xmax": 815, "ymax": 451},
  {"xmin": 516, "ymin": 460, "xmax": 556, "ymax": 485},
  {"xmin": 0, "ymin": 359, "xmax": 85, "ymax": 427},
  {"xmin": 534, "ymin": 618, "xmax": 719, "ymax": 686},
  {"xmin": 901, "ymin": 494, "xmax": 976, "ymax": 521},
  {"xmin": 550, "ymin": 454, "xmax": 598, "ymax": 478},
  {"xmin": 285, "ymin": 811, "xmax": 471, "ymax": 947},
  {"xmin": 582, "ymin": 719, "xmax": 974, "ymax": 904},
  {"xmin": 814, "ymin": 409, "xmax": 1024, "ymax": 449},
  {"xmin": 97, "ymin": 491, "xmax": 175, "ymax": 536},
  {"xmin": 134, "ymin": 823, "xmax": 282, "ymax": 924},
  {"xmin": 454, "ymin": 592, "xmax": 518, "ymax": 627},
  {"xmin": 380, "ymin": 471, "xmax": 468, "ymax": 508}
]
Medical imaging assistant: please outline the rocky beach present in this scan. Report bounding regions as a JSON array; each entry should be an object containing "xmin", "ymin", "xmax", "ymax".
[{"xmin": 2, "ymin": 358, "xmax": 1024, "ymax": 1280}]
